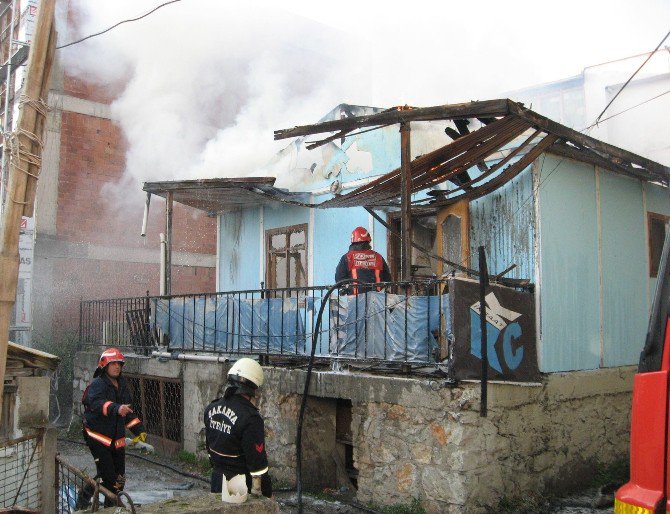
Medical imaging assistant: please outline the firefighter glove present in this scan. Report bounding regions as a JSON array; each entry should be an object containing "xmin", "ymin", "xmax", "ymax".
[{"xmin": 131, "ymin": 432, "xmax": 147, "ymax": 444}]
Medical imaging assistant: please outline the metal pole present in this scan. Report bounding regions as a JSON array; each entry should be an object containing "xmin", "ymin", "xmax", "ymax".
[
  {"xmin": 141, "ymin": 192, "xmax": 151, "ymax": 237},
  {"xmin": 165, "ymin": 193, "xmax": 173, "ymax": 295},
  {"xmin": 478, "ymin": 246, "xmax": 489, "ymax": 417},
  {"xmin": 400, "ymin": 122, "xmax": 412, "ymax": 281}
]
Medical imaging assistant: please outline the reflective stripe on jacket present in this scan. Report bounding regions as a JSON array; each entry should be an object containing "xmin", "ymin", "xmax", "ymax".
[{"xmin": 83, "ymin": 374, "xmax": 144, "ymax": 447}]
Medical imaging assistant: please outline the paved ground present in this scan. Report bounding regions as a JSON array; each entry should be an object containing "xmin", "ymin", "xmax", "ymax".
[{"xmin": 57, "ymin": 439, "xmax": 616, "ymax": 513}]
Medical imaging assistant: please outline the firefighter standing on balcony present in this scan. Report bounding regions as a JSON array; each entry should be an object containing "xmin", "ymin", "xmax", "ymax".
[
  {"xmin": 204, "ymin": 358, "xmax": 272, "ymax": 498},
  {"xmin": 79, "ymin": 347, "xmax": 146, "ymax": 508},
  {"xmin": 335, "ymin": 226, "xmax": 392, "ymax": 294}
]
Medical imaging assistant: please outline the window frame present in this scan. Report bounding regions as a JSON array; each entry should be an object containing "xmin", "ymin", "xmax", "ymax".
[
  {"xmin": 265, "ymin": 223, "xmax": 308, "ymax": 290},
  {"xmin": 648, "ymin": 212, "xmax": 670, "ymax": 278}
]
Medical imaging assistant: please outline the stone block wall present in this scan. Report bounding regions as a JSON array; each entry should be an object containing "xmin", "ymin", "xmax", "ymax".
[{"xmin": 72, "ymin": 351, "xmax": 634, "ymax": 513}]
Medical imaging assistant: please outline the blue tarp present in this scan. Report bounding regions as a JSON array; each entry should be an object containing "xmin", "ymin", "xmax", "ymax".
[{"xmin": 153, "ymin": 292, "xmax": 452, "ymax": 363}]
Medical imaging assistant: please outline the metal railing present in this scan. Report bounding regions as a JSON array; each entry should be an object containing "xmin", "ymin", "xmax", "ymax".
[
  {"xmin": 80, "ymin": 280, "xmax": 453, "ymax": 365},
  {"xmin": 56, "ymin": 455, "xmax": 135, "ymax": 513},
  {"xmin": 0, "ymin": 432, "xmax": 43, "ymax": 511}
]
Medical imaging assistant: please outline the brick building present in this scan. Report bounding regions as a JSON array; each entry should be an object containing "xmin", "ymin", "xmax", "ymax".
[{"xmin": 0, "ymin": 1, "xmax": 216, "ymax": 343}]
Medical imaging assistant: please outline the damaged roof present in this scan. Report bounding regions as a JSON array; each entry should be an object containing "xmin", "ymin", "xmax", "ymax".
[
  {"xmin": 142, "ymin": 177, "xmax": 309, "ymax": 214},
  {"xmin": 146, "ymin": 100, "xmax": 669, "ymax": 215},
  {"xmin": 275, "ymin": 99, "xmax": 669, "ymax": 211}
]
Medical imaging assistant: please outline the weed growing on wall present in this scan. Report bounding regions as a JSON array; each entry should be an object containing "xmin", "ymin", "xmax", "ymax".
[{"xmin": 177, "ymin": 450, "xmax": 212, "ymax": 475}]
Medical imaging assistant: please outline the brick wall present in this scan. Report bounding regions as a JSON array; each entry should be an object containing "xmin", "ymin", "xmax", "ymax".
[{"xmin": 32, "ymin": 69, "xmax": 217, "ymax": 341}]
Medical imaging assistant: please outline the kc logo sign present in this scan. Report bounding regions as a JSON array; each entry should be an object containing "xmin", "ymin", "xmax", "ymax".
[
  {"xmin": 469, "ymin": 292, "xmax": 523, "ymax": 373},
  {"xmin": 450, "ymin": 278, "xmax": 539, "ymax": 382}
]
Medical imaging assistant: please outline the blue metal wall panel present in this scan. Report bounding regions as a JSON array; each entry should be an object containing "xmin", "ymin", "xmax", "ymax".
[
  {"xmin": 645, "ymin": 183, "xmax": 670, "ymax": 299},
  {"xmin": 469, "ymin": 167, "xmax": 535, "ymax": 280},
  {"xmin": 263, "ymin": 204, "xmax": 309, "ymax": 231},
  {"xmin": 313, "ymin": 207, "xmax": 388, "ymax": 286},
  {"xmin": 218, "ymin": 209, "xmax": 260, "ymax": 291},
  {"xmin": 600, "ymin": 173, "xmax": 647, "ymax": 367},
  {"xmin": 539, "ymin": 156, "xmax": 600, "ymax": 372}
]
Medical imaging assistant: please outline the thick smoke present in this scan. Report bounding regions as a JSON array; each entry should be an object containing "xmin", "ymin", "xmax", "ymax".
[{"xmin": 57, "ymin": 0, "xmax": 670, "ymax": 197}]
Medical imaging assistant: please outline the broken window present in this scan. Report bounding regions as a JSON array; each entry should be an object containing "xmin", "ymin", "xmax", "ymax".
[
  {"xmin": 265, "ymin": 224, "xmax": 308, "ymax": 290},
  {"xmin": 649, "ymin": 212, "xmax": 670, "ymax": 278}
]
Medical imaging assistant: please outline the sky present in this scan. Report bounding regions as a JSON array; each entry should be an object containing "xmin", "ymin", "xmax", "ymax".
[{"xmin": 57, "ymin": 0, "xmax": 670, "ymax": 196}]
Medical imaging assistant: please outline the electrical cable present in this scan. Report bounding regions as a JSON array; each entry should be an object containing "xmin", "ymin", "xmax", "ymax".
[
  {"xmin": 56, "ymin": 0, "xmax": 183, "ymax": 50},
  {"xmin": 594, "ymin": 35, "xmax": 670, "ymax": 125},
  {"xmin": 295, "ymin": 279, "xmax": 355, "ymax": 514},
  {"xmin": 582, "ymin": 88, "xmax": 670, "ymax": 131},
  {"xmin": 58, "ymin": 438, "xmax": 209, "ymax": 483}
]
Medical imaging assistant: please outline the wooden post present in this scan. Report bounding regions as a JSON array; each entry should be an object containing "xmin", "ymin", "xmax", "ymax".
[
  {"xmin": 400, "ymin": 122, "xmax": 412, "ymax": 281},
  {"xmin": 165, "ymin": 192, "xmax": 173, "ymax": 295},
  {"xmin": 0, "ymin": 0, "xmax": 55, "ymax": 418}
]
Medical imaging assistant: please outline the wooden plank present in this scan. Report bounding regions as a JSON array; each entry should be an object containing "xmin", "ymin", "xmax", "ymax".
[
  {"xmin": 23, "ymin": 21, "xmax": 57, "ymax": 216},
  {"xmin": 400, "ymin": 122, "xmax": 412, "ymax": 280},
  {"xmin": 547, "ymin": 142, "xmax": 653, "ymax": 182},
  {"xmin": 508, "ymin": 102, "xmax": 669, "ymax": 182},
  {"xmin": 431, "ymin": 134, "xmax": 559, "ymax": 207},
  {"xmin": 321, "ymin": 115, "xmax": 523, "ymax": 208},
  {"xmin": 411, "ymin": 118, "xmax": 530, "ymax": 192},
  {"xmin": 423, "ymin": 130, "xmax": 542, "ymax": 201},
  {"xmin": 327, "ymin": 116, "xmax": 530, "ymax": 208},
  {"xmin": 274, "ymin": 99, "xmax": 512, "ymax": 140},
  {"xmin": 0, "ymin": 0, "xmax": 55, "ymax": 415},
  {"xmin": 143, "ymin": 177, "xmax": 277, "ymax": 193}
]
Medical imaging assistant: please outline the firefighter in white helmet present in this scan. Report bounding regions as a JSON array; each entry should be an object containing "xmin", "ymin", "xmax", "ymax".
[{"xmin": 204, "ymin": 358, "xmax": 272, "ymax": 497}]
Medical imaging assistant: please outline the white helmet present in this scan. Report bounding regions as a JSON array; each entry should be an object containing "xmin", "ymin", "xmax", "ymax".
[{"xmin": 228, "ymin": 358, "xmax": 264, "ymax": 389}]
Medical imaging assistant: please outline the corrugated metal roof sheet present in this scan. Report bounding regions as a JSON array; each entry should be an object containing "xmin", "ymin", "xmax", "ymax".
[{"xmin": 142, "ymin": 177, "xmax": 310, "ymax": 214}]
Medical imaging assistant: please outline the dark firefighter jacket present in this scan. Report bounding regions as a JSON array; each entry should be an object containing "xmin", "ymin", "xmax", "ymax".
[
  {"xmin": 82, "ymin": 374, "xmax": 145, "ymax": 449},
  {"xmin": 204, "ymin": 394, "xmax": 271, "ymax": 495},
  {"xmin": 335, "ymin": 242, "xmax": 392, "ymax": 293}
]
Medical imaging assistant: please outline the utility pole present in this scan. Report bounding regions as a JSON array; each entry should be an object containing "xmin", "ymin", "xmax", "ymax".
[{"xmin": 0, "ymin": 0, "xmax": 55, "ymax": 418}]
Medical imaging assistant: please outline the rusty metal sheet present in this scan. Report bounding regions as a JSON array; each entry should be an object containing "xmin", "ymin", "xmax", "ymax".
[{"xmin": 142, "ymin": 177, "xmax": 311, "ymax": 213}]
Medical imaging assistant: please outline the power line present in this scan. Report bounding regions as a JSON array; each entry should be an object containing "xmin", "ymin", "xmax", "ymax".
[
  {"xmin": 583, "ymin": 88, "xmax": 670, "ymax": 131},
  {"xmin": 56, "ymin": 0, "xmax": 183, "ymax": 50},
  {"xmin": 593, "ymin": 32, "xmax": 670, "ymax": 125}
]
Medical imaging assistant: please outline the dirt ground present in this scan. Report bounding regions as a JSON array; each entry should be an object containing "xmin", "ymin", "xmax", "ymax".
[{"xmin": 56, "ymin": 439, "xmax": 615, "ymax": 513}]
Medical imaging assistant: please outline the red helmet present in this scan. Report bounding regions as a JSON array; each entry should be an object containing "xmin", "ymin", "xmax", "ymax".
[
  {"xmin": 351, "ymin": 226, "xmax": 371, "ymax": 243},
  {"xmin": 98, "ymin": 347, "xmax": 125, "ymax": 369}
]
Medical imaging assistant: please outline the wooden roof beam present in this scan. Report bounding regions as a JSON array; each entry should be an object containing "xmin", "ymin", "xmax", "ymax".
[
  {"xmin": 508, "ymin": 102, "xmax": 670, "ymax": 180},
  {"xmin": 274, "ymin": 99, "xmax": 512, "ymax": 140},
  {"xmin": 430, "ymin": 134, "xmax": 558, "ymax": 208}
]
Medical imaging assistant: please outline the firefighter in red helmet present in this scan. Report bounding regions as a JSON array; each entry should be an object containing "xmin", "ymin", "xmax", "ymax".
[
  {"xmin": 77, "ymin": 347, "xmax": 146, "ymax": 508},
  {"xmin": 335, "ymin": 226, "xmax": 391, "ymax": 294}
]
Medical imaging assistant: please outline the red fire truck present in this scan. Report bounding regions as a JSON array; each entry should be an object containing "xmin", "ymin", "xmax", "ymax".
[{"xmin": 615, "ymin": 232, "xmax": 670, "ymax": 513}]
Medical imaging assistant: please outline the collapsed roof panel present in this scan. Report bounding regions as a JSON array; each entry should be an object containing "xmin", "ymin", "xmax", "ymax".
[
  {"xmin": 142, "ymin": 177, "xmax": 310, "ymax": 214},
  {"xmin": 275, "ymin": 99, "xmax": 669, "ymax": 213}
]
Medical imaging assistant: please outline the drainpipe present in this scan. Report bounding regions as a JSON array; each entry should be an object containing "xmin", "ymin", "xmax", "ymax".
[
  {"xmin": 140, "ymin": 192, "xmax": 151, "ymax": 237},
  {"xmin": 152, "ymin": 351, "xmax": 231, "ymax": 363},
  {"xmin": 165, "ymin": 192, "xmax": 173, "ymax": 295},
  {"xmin": 159, "ymin": 233, "xmax": 167, "ymax": 296}
]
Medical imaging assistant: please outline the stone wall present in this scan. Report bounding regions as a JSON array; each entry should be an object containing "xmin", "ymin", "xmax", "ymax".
[{"xmin": 72, "ymin": 351, "xmax": 634, "ymax": 513}]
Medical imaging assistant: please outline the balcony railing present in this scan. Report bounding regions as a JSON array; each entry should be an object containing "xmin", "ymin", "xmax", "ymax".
[{"xmin": 79, "ymin": 280, "xmax": 453, "ymax": 365}]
